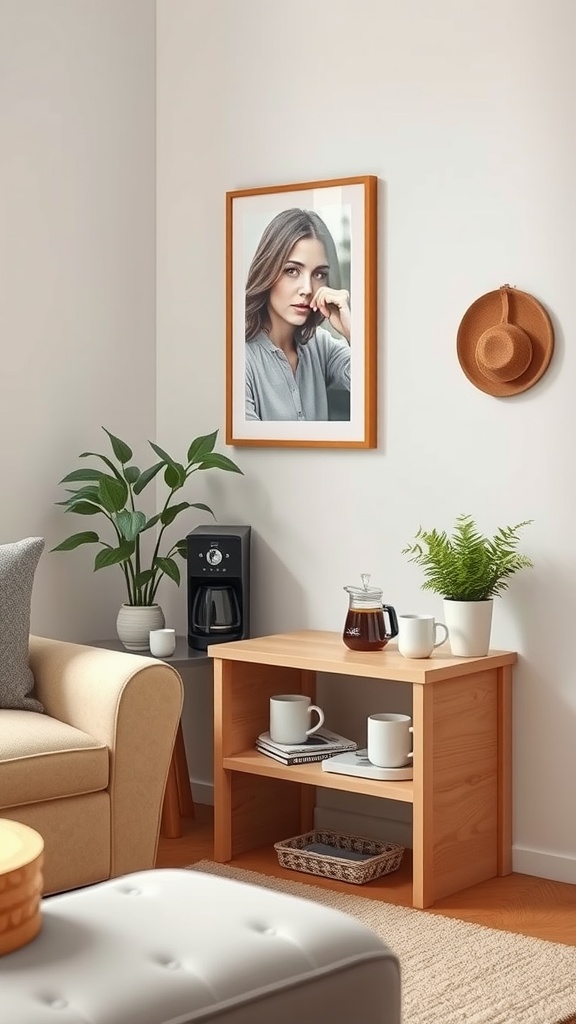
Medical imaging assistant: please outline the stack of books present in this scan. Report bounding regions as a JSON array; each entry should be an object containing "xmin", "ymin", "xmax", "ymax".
[{"xmin": 255, "ymin": 727, "xmax": 357, "ymax": 765}]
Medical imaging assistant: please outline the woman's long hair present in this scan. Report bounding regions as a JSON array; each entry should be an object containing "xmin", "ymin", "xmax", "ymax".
[{"xmin": 245, "ymin": 209, "xmax": 342, "ymax": 344}]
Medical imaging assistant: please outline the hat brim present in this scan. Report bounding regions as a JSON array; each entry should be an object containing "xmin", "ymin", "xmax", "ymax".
[{"xmin": 457, "ymin": 287, "xmax": 554, "ymax": 397}]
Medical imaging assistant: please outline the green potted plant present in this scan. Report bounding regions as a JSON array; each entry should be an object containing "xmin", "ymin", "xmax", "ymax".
[
  {"xmin": 52, "ymin": 427, "xmax": 243, "ymax": 650},
  {"xmin": 402, "ymin": 514, "xmax": 533, "ymax": 655}
]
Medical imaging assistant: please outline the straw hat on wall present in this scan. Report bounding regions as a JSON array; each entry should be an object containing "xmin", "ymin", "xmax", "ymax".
[{"xmin": 457, "ymin": 285, "xmax": 554, "ymax": 397}]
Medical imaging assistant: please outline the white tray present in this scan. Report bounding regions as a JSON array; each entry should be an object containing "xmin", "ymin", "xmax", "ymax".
[{"xmin": 321, "ymin": 749, "xmax": 413, "ymax": 780}]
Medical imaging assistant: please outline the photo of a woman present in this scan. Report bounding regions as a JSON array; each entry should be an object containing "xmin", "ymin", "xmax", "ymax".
[
  {"xmin": 226, "ymin": 175, "xmax": 377, "ymax": 449},
  {"xmin": 245, "ymin": 209, "xmax": 351, "ymax": 422}
]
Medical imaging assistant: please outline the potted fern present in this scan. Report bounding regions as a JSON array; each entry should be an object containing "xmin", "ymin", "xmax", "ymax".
[
  {"xmin": 52, "ymin": 427, "xmax": 243, "ymax": 650},
  {"xmin": 402, "ymin": 514, "xmax": 533, "ymax": 656}
]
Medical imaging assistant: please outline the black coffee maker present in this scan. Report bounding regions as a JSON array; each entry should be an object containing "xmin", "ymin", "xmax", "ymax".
[{"xmin": 187, "ymin": 525, "xmax": 251, "ymax": 651}]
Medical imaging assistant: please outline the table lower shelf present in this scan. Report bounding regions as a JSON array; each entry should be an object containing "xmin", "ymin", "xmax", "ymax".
[{"xmin": 223, "ymin": 750, "xmax": 414, "ymax": 803}]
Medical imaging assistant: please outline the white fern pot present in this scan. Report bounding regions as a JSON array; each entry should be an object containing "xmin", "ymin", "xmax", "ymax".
[
  {"xmin": 443, "ymin": 599, "xmax": 494, "ymax": 658},
  {"xmin": 116, "ymin": 604, "xmax": 165, "ymax": 652}
]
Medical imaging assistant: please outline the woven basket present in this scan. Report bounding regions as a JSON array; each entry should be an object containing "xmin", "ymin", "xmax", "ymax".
[{"xmin": 274, "ymin": 829, "xmax": 404, "ymax": 885}]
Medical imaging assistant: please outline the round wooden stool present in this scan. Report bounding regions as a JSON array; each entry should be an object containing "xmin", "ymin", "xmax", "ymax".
[{"xmin": 0, "ymin": 820, "xmax": 44, "ymax": 955}]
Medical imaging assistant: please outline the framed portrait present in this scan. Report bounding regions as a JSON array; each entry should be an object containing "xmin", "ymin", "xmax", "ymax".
[{"xmin": 225, "ymin": 175, "xmax": 378, "ymax": 449}]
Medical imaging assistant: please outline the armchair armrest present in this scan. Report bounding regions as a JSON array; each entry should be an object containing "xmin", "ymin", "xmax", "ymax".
[{"xmin": 29, "ymin": 636, "xmax": 184, "ymax": 876}]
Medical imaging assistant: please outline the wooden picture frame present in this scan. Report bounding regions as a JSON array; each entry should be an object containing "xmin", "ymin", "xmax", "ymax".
[{"xmin": 225, "ymin": 175, "xmax": 378, "ymax": 448}]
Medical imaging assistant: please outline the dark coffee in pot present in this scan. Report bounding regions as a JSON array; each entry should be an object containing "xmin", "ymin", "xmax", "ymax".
[{"xmin": 343, "ymin": 608, "xmax": 388, "ymax": 651}]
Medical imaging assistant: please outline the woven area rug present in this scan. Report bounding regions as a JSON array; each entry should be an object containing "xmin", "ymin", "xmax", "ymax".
[{"xmin": 190, "ymin": 860, "xmax": 576, "ymax": 1024}]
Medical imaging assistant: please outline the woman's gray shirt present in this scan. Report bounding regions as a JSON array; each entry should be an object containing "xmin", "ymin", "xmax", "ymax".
[{"xmin": 245, "ymin": 328, "xmax": 350, "ymax": 421}]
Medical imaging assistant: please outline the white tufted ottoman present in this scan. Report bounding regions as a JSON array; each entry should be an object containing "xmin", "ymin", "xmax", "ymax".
[{"xmin": 0, "ymin": 868, "xmax": 400, "ymax": 1023}]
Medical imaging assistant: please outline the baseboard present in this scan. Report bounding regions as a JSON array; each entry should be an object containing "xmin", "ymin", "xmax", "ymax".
[{"xmin": 512, "ymin": 847, "xmax": 576, "ymax": 885}]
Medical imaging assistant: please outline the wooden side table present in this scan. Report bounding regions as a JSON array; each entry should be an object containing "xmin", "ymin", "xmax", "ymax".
[
  {"xmin": 209, "ymin": 630, "xmax": 516, "ymax": 909},
  {"xmin": 0, "ymin": 819, "xmax": 44, "ymax": 955},
  {"xmin": 90, "ymin": 637, "xmax": 211, "ymax": 839}
]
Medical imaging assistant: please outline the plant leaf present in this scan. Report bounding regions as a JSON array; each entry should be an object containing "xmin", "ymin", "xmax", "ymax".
[
  {"xmin": 187, "ymin": 430, "xmax": 218, "ymax": 465},
  {"xmin": 124, "ymin": 465, "xmax": 140, "ymax": 485},
  {"xmin": 134, "ymin": 569, "xmax": 154, "ymax": 587},
  {"xmin": 59, "ymin": 469, "xmax": 105, "ymax": 484},
  {"xmin": 132, "ymin": 461, "xmax": 163, "ymax": 495},
  {"xmin": 79, "ymin": 452, "xmax": 124, "ymax": 480},
  {"xmin": 148, "ymin": 441, "xmax": 177, "ymax": 467},
  {"xmin": 102, "ymin": 428, "xmax": 133, "ymax": 464},
  {"xmin": 174, "ymin": 539, "xmax": 187, "ymax": 558},
  {"xmin": 94, "ymin": 542, "xmax": 134, "ymax": 570},
  {"xmin": 154, "ymin": 556, "xmax": 180, "ymax": 585},
  {"xmin": 164, "ymin": 463, "xmax": 186, "ymax": 489},
  {"xmin": 159, "ymin": 501, "xmax": 192, "ymax": 527},
  {"xmin": 197, "ymin": 453, "xmax": 243, "ymax": 474},
  {"xmin": 58, "ymin": 486, "xmax": 101, "ymax": 507},
  {"xmin": 115, "ymin": 510, "xmax": 147, "ymax": 541},
  {"xmin": 64, "ymin": 501, "xmax": 102, "ymax": 516},
  {"xmin": 51, "ymin": 531, "xmax": 100, "ymax": 552},
  {"xmin": 141, "ymin": 511, "xmax": 162, "ymax": 532},
  {"xmin": 98, "ymin": 475, "xmax": 128, "ymax": 514},
  {"xmin": 189, "ymin": 502, "xmax": 215, "ymax": 516}
]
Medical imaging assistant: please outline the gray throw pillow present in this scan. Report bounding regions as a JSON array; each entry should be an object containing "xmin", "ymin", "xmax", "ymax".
[{"xmin": 0, "ymin": 537, "xmax": 45, "ymax": 712}]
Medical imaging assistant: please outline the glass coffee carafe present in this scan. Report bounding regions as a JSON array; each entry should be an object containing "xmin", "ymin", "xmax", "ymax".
[{"xmin": 343, "ymin": 574, "xmax": 399, "ymax": 652}]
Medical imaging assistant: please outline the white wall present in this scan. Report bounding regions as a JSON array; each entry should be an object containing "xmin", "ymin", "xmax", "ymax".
[
  {"xmin": 0, "ymin": 0, "xmax": 157, "ymax": 640},
  {"xmin": 157, "ymin": 0, "xmax": 576, "ymax": 881}
]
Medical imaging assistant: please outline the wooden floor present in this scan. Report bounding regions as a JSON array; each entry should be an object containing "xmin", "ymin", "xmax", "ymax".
[{"xmin": 157, "ymin": 805, "xmax": 576, "ymax": 947}]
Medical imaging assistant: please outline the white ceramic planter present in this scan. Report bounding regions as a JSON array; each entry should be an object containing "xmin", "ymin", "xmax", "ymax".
[
  {"xmin": 443, "ymin": 599, "xmax": 493, "ymax": 657},
  {"xmin": 116, "ymin": 604, "xmax": 165, "ymax": 652}
]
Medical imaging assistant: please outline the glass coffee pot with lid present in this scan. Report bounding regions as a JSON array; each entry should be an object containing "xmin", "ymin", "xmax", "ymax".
[{"xmin": 343, "ymin": 573, "xmax": 399, "ymax": 652}]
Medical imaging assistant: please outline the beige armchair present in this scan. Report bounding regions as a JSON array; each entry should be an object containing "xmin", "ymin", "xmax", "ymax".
[{"xmin": 0, "ymin": 636, "xmax": 183, "ymax": 895}]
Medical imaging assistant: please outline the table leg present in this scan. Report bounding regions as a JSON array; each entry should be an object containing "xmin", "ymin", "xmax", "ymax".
[
  {"xmin": 497, "ymin": 664, "xmax": 513, "ymax": 875},
  {"xmin": 414, "ymin": 667, "xmax": 503, "ymax": 908},
  {"xmin": 213, "ymin": 660, "xmax": 232, "ymax": 860},
  {"xmin": 174, "ymin": 722, "xmax": 195, "ymax": 819},
  {"xmin": 161, "ymin": 755, "xmax": 181, "ymax": 839},
  {"xmin": 412, "ymin": 683, "xmax": 434, "ymax": 909},
  {"xmin": 161, "ymin": 723, "xmax": 195, "ymax": 838}
]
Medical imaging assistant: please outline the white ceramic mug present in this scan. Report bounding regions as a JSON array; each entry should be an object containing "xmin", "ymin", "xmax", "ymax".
[
  {"xmin": 397, "ymin": 614, "xmax": 449, "ymax": 659},
  {"xmin": 149, "ymin": 628, "xmax": 176, "ymax": 658},
  {"xmin": 269, "ymin": 694, "xmax": 325, "ymax": 745},
  {"xmin": 367, "ymin": 713, "xmax": 413, "ymax": 768}
]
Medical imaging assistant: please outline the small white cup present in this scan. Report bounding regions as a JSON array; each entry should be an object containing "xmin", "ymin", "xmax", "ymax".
[
  {"xmin": 269, "ymin": 694, "xmax": 325, "ymax": 745},
  {"xmin": 367, "ymin": 713, "xmax": 413, "ymax": 768},
  {"xmin": 397, "ymin": 614, "xmax": 448, "ymax": 659},
  {"xmin": 149, "ymin": 628, "xmax": 176, "ymax": 658}
]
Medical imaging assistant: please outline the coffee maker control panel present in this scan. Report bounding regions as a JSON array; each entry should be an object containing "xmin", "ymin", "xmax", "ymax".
[
  {"xmin": 206, "ymin": 548, "xmax": 223, "ymax": 566},
  {"xmin": 188, "ymin": 535, "xmax": 244, "ymax": 577}
]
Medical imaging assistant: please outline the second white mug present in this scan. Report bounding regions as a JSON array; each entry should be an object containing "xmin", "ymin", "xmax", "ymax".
[
  {"xmin": 367, "ymin": 713, "xmax": 413, "ymax": 768},
  {"xmin": 397, "ymin": 614, "xmax": 448, "ymax": 659},
  {"xmin": 269, "ymin": 694, "xmax": 325, "ymax": 745}
]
